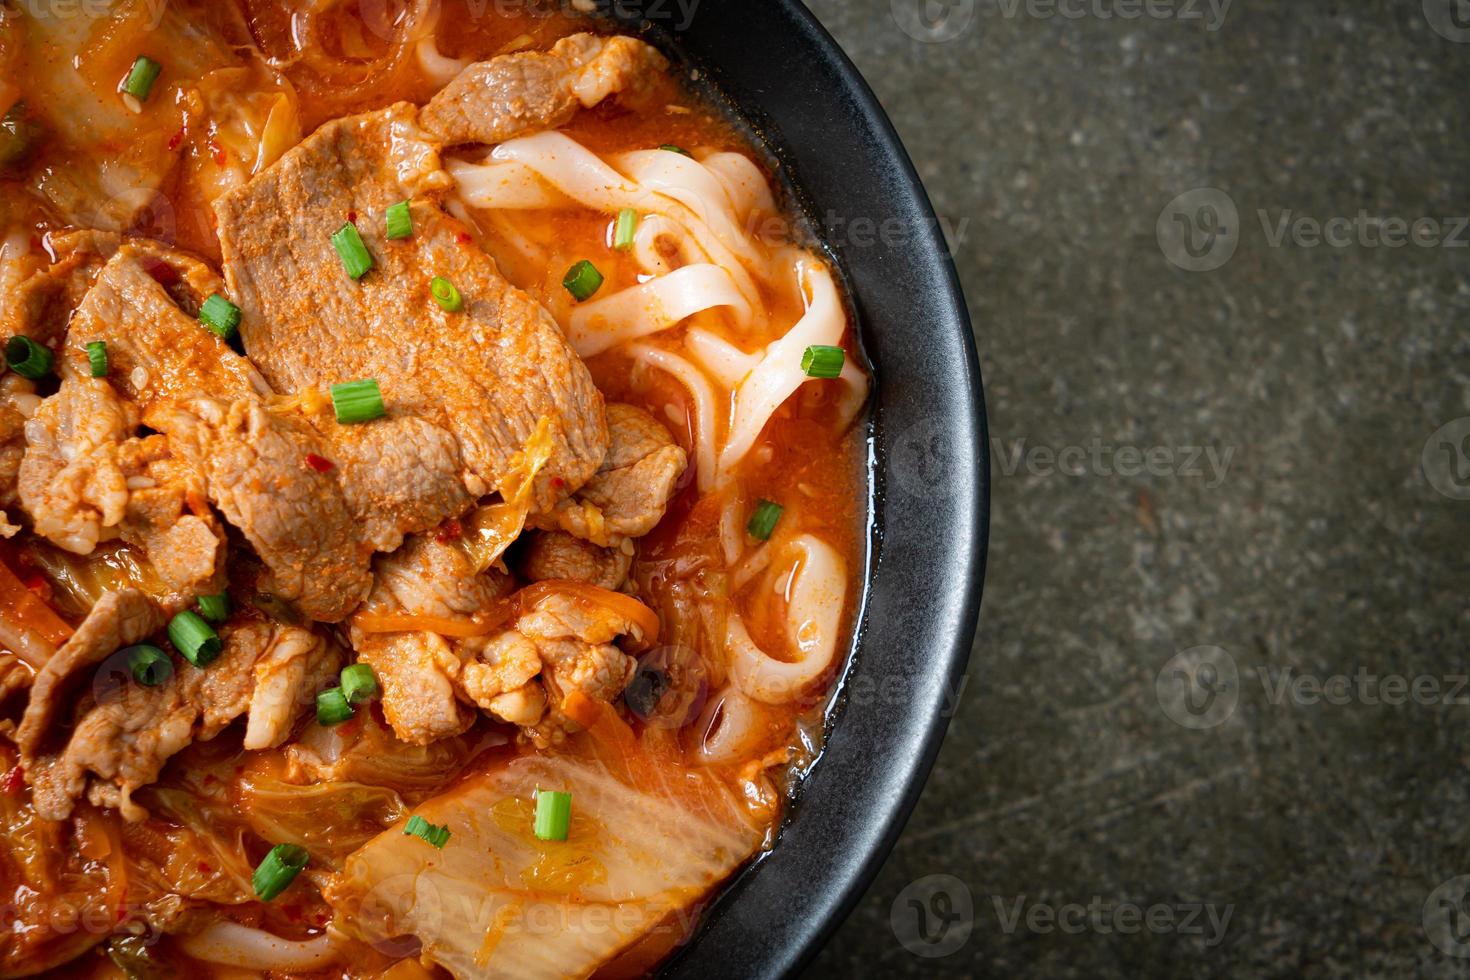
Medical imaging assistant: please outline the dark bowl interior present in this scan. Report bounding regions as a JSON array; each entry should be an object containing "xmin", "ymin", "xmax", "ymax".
[{"xmin": 591, "ymin": 1, "xmax": 991, "ymax": 976}]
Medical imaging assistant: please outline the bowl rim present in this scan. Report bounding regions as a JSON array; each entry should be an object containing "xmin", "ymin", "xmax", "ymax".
[{"xmin": 652, "ymin": 1, "xmax": 991, "ymax": 976}]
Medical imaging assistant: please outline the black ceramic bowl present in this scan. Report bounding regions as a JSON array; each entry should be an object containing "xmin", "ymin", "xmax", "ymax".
[{"xmin": 591, "ymin": 1, "xmax": 991, "ymax": 976}]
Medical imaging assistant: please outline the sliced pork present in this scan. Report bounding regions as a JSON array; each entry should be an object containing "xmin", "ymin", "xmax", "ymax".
[
  {"xmin": 419, "ymin": 33, "xmax": 668, "ymax": 147},
  {"xmin": 213, "ymin": 103, "xmax": 608, "ymax": 511},
  {"xmin": 23, "ymin": 619, "xmax": 336, "ymax": 821},
  {"xmin": 530, "ymin": 403, "xmax": 687, "ymax": 544}
]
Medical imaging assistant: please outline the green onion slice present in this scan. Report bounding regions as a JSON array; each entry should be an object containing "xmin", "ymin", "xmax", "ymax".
[
  {"xmin": 316, "ymin": 687, "xmax": 353, "ymax": 726},
  {"xmin": 385, "ymin": 200, "xmax": 412, "ymax": 240},
  {"xmin": 125, "ymin": 645, "xmax": 172, "ymax": 687},
  {"xmin": 658, "ymin": 144, "xmax": 691, "ymax": 156},
  {"xmin": 330, "ymin": 379, "xmax": 385, "ymax": 424},
  {"xmin": 800, "ymin": 344, "xmax": 845, "ymax": 379},
  {"xmin": 121, "ymin": 56, "xmax": 162, "ymax": 102},
  {"xmin": 562, "ymin": 260, "xmax": 603, "ymax": 302},
  {"xmin": 198, "ymin": 294, "xmax": 240, "ymax": 340},
  {"xmin": 534, "ymin": 789, "xmax": 572, "ymax": 841},
  {"xmin": 613, "ymin": 208, "xmax": 638, "ymax": 250},
  {"xmin": 86, "ymin": 341, "xmax": 108, "ymax": 378},
  {"xmin": 252, "ymin": 843, "xmax": 308, "ymax": 901},
  {"xmin": 403, "ymin": 814, "xmax": 451, "ymax": 848},
  {"xmin": 341, "ymin": 663, "xmax": 379, "ymax": 704},
  {"xmin": 746, "ymin": 499, "xmax": 784, "ymax": 541},
  {"xmin": 196, "ymin": 593, "xmax": 229, "ymax": 624},
  {"xmin": 167, "ymin": 610, "xmax": 221, "ymax": 667},
  {"xmin": 331, "ymin": 222, "xmax": 374, "ymax": 280},
  {"xmin": 430, "ymin": 276, "xmax": 463, "ymax": 312},
  {"xmin": 5, "ymin": 337, "xmax": 52, "ymax": 380}
]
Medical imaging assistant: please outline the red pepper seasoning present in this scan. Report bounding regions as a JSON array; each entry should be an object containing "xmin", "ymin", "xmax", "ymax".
[
  {"xmin": 304, "ymin": 453, "xmax": 335, "ymax": 473},
  {"xmin": 435, "ymin": 519, "xmax": 463, "ymax": 543},
  {"xmin": 1, "ymin": 766, "xmax": 24, "ymax": 795}
]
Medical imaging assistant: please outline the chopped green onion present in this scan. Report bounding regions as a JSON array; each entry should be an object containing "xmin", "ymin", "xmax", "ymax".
[
  {"xmin": 167, "ymin": 610, "xmax": 221, "ymax": 667},
  {"xmin": 403, "ymin": 814, "xmax": 451, "ymax": 848},
  {"xmin": 121, "ymin": 56, "xmax": 162, "ymax": 102},
  {"xmin": 561, "ymin": 260, "xmax": 603, "ymax": 302},
  {"xmin": 196, "ymin": 593, "xmax": 229, "ymax": 624},
  {"xmin": 341, "ymin": 663, "xmax": 379, "ymax": 704},
  {"xmin": 330, "ymin": 379, "xmax": 385, "ymax": 424},
  {"xmin": 385, "ymin": 200, "xmax": 412, "ymax": 240},
  {"xmin": 86, "ymin": 341, "xmax": 108, "ymax": 378},
  {"xmin": 331, "ymin": 222, "xmax": 374, "ymax": 280},
  {"xmin": 658, "ymin": 144, "xmax": 691, "ymax": 156},
  {"xmin": 198, "ymin": 294, "xmax": 240, "ymax": 340},
  {"xmin": 534, "ymin": 789, "xmax": 572, "ymax": 841},
  {"xmin": 252, "ymin": 843, "xmax": 308, "ymax": 901},
  {"xmin": 430, "ymin": 276, "xmax": 463, "ymax": 312},
  {"xmin": 316, "ymin": 687, "xmax": 353, "ymax": 726},
  {"xmin": 746, "ymin": 499, "xmax": 784, "ymax": 541},
  {"xmin": 800, "ymin": 344, "xmax": 845, "ymax": 379},
  {"xmin": 5, "ymin": 337, "xmax": 51, "ymax": 380},
  {"xmin": 613, "ymin": 208, "xmax": 638, "ymax": 250},
  {"xmin": 125, "ymin": 645, "xmax": 172, "ymax": 687}
]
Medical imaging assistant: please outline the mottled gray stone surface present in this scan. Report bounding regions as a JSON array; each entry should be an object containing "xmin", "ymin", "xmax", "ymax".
[{"xmin": 799, "ymin": 1, "xmax": 1470, "ymax": 977}]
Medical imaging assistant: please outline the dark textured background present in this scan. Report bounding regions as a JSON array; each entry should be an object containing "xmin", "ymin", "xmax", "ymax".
[{"xmin": 797, "ymin": 1, "xmax": 1470, "ymax": 976}]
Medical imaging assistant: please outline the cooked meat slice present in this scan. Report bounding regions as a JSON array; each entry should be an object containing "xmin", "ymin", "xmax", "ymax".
[
  {"xmin": 60, "ymin": 243, "xmax": 271, "ymax": 412},
  {"xmin": 0, "ymin": 230, "xmax": 120, "ymax": 347},
  {"xmin": 466, "ymin": 589, "xmax": 647, "ymax": 746},
  {"xmin": 348, "ymin": 533, "xmax": 514, "ymax": 743},
  {"xmin": 354, "ymin": 631, "xmax": 474, "ymax": 746},
  {"xmin": 420, "ymin": 33, "xmax": 668, "ymax": 147},
  {"xmin": 366, "ymin": 532, "xmax": 515, "ymax": 619},
  {"xmin": 243, "ymin": 626, "xmax": 339, "ymax": 750},
  {"xmin": 68, "ymin": 245, "xmax": 467, "ymax": 555},
  {"xmin": 18, "ymin": 377, "xmax": 224, "ymax": 595},
  {"xmin": 18, "ymin": 376, "xmax": 138, "ymax": 553},
  {"xmin": 213, "ymin": 104, "xmax": 608, "ymax": 510},
  {"xmin": 26, "ymin": 621, "xmax": 331, "ymax": 821},
  {"xmin": 520, "ymin": 530, "xmax": 632, "ymax": 591},
  {"xmin": 158, "ymin": 397, "xmax": 371, "ymax": 622},
  {"xmin": 15, "ymin": 589, "xmax": 166, "ymax": 761},
  {"xmin": 309, "ymin": 414, "xmax": 473, "ymax": 553},
  {"xmin": 530, "ymin": 403, "xmax": 687, "ymax": 545},
  {"xmin": 459, "ymin": 630, "xmax": 545, "ymax": 727},
  {"xmin": 0, "ymin": 375, "xmax": 43, "ymax": 536}
]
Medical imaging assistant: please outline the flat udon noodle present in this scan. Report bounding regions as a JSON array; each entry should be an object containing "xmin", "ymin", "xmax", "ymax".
[
  {"xmin": 452, "ymin": 132, "xmax": 765, "ymax": 312},
  {"xmin": 726, "ymin": 534, "xmax": 847, "ymax": 704},
  {"xmin": 449, "ymin": 133, "xmax": 869, "ymax": 488}
]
